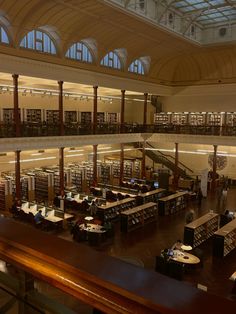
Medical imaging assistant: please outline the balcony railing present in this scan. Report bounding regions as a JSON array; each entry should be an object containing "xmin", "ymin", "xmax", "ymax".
[
  {"xmin": 1, "ymin": 122, "xmax": 236, "ymax": 137},
  {"xmin": 0, "ymin": 217, "xmax": 234, "ymax": 314}
]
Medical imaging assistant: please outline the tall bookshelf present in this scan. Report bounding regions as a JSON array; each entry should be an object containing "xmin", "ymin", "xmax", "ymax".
[
  {"xmin": 46, "ymin": 110, "xmax": 60, "ymax": 124},
  {"xmin": 65, "ymin": 111, "xmax": 77, "ymax": 123},
  {"xmin": 213, "ymin": 219, "xmax": 236, "ymax": 257},
  {"xmin": 189, "ymin": 112, "xmax": 206, "ymax": 126},
  {"xmin": 79, "ymin": 112, "xmax": 92, "ymax": 124},
  {"xmin": 3, "ymin": 108, "xmax": 20, "ymax": 123},
  {"xmin": 26, "ymin": 109, "xmax": 42, "ymax": 123},
  {"xmin": 184, "ymin": 213, "xmax": 219, "ymax": 248},
  {"xmin": 107, "ymin": 112, "xmax": 120, "ymax": 123}
]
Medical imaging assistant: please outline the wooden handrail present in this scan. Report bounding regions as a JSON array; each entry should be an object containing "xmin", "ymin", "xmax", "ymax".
[{"xmin": 0, "ymin": 217, "xmax": 234, "ymax": 314}]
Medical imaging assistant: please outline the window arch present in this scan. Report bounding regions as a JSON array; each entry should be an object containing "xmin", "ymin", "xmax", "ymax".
[
  {"xmin": 0, "ymin": 26, "xmax": 9, "ymax": 44},
  {"xmin": 65, "ymin": 42, "xmax": 93, "ymax": 63},
  {"xmin": 128, "ymin": 59, "xmax": 145, "ymax": 75},
  {"xmin": 100, "ymin": 51, "xmax": 121, "ymax": 70},
  {"xmin": 20, "ymin": 30, "xmax": 56, "ymax": 54}
]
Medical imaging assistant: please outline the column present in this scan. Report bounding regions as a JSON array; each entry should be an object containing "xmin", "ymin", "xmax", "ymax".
[
  {"xmin": 59, "ymin": 147, "xmax": 64, "ymax": 198},
  {"xmin": 12, "ymin": 74, "xmax": 20, "ymax": 137},
  {"xmin": 173, "ymin": 143, "xmax": 179, "ymax": 190},
  {"xmin": 15, "ymin": 150, "xmax": 21, "ymax": 201},
  {"xmin": 212, "ymin": 145, "xmax": 217, "ymax": 192},
  {"xmin": 120, "ymin": 90, "xmax": 125, "ymax": 133},
  {"xmin": 58, "ymin": 81, "xmax": 64, "ymax": 136},
  {"xmin": 143, "ymin": 92, "xmax": 148, "ymax": 126},
  {"xmin": 93, "ymin": 144, "xmax": 98, "ymax": 186},
  {"xmin": 141, "ymin": 141, "xmax": 146, "ymax": 179},
  {"xmin": 119, "ymin": 144, "xmax": 124, "ymax": 185},
  {"xmin": 93, "ymin": 86, "xmax": 98, "ymax": 134}
]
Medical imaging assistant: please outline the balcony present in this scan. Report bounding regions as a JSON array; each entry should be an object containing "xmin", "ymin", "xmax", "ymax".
[{"xmin": 1, "ymin": 122, "xmax": 236, "ymax": 138}]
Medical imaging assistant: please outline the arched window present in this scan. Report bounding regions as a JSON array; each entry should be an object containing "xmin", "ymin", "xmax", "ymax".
[
  {"xmin": 20, "ymin": 30, "xmax": 56, "ymax": 54},
  {"xmin": 66, "ymin": 42, "xmax": 92, "ymax": 63},
  {"xmin": 128, "ymin": 59, "xmax": 145, "ymax": 75},
  {"xmin": 0, "ymin": 26, "xmax": 9, "ymax": 44},
  {"xmin": 100, "ymin": 51, "xmax": 121, "ymax": 69}
]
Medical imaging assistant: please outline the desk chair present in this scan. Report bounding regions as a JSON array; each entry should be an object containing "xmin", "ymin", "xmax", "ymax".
[
  {"xmin": 155, "ymin": 256, "xmax": 169, "ymax": 275},
  {"xmin": 168, "ymin": 260, "xmax": 184, "ymax": 281}
]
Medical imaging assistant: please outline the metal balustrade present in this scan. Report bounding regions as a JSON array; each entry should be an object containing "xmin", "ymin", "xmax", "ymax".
[{"xmin": 0, "ymin": 122, "xmax": 235, "ymax": 138}]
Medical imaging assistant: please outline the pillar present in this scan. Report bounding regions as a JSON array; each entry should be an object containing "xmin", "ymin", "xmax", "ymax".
[
  {"xmin": 212, "ymin": 145, "xmax": 217, "ymax": 192},
  {"xmin": 143, "ymin": 92, "xmax": 148, "ymax": 126},
  {"xmin": 93, "ymin": 86, "xmax": 98, "ymax": 134},
  {"xmin": 120, "ymin": 90, "xmax": 125, "ymax": 133},
  {"xmin": 59, "ymin": 147, "xmax": 64, "ymax": 198},
  {"xmin": 58, "ymin": 81, "xmax": 64, "ymax": 136},
  {"xmin": 93, "ymin": 144, "xmax": 98, "ymax": 186},
  {"xmin": 174, "ymin": 143, "xmax": 179, "ymax": 190},
  {"xmin": 15, "ymin": 150, "xmax": 21, "ymax": 201},
  {"xmin": 141, "ymin": 141, "xmax": 146, "ymax": 179},
  {"xmin": 119, "ymin": 144, "xmax": 124, "ymax": 185},
  {"xmin": 12, "ymin": 74, "xmax": 20, "ymax": 137}
]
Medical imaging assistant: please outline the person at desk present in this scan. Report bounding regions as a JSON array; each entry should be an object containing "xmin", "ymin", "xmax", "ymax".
[
  {"xmin": 225, "ymin": 210, "xmax": 234, "ymax": 221},
  {"xmin": 34, "ymin": 210, "xmax": 44, "ymax": 225},
  {"xmin": 89, "ymin": 200, "xmax": 98, "ymax": 216},
  {"xmin": 172, "ymin": 239, "xmax": 183, "ymax": 251}
]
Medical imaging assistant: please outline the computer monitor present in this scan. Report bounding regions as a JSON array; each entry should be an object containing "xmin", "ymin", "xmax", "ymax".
[
  {"xmin": 130, "ymin": 178, "xmax": 135, "ymax": 184},
  {"xmin": 167, "ymin": 249, "xmax": 174, "ymax": 257},
  {"xmin": 66, "ymin": 192, "xmax": 72, "ymax": 198},
  {"xmin": 153, "ymin": 181, "xmax": 159, "ymax": 188}
]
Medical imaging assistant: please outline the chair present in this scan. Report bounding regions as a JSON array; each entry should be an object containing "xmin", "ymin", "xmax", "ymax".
[
  {"xmin": 168, "ymin": 260, "xmax": 184, "ymax": 280},
  {"xmin": 155, "ymin": 256, "xmax": 169, "ymax": 275}
]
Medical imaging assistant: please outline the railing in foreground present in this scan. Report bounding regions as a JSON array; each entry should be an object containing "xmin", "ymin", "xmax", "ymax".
[{"xmin": 0, "ymin": 217, "xmax": 234, "ymax": 314}]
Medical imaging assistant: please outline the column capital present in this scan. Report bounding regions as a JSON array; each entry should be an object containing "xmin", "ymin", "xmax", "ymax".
[
  {"xmin": 12, "ymin": 74, "xmax": 19, "ymax": 80},
  {"xmin": 93, "ymin": 85, "xmax": 98, "ymax": 90},
  {"xmin": 58, "ymin": 80, "xmax": 64, "ymax": 86}
]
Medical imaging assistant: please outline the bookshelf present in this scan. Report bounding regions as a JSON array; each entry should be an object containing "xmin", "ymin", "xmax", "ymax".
[
  {"xmin": 158, "ymin": 191, "xmax": 188, "ymax": 216},
  {"xmin": 107, "ymin": 112, "xmax": 120, "ymax": 123},
  {"xmin": 26, "ymin": 109, "xmax": 42, "ymax": 123},
  {"xmin": 171, "ymin": 113, "xmax": 188, "ymax": 125},
  {"xmin": 79, "ymin": 112, "xmax": 92, "ymax": 124},
  {"xmin": 153, "ymin": 113, "xmax": 171, "ymax": 125},
  {"xmin": 189, "ymin": 112, "xmax": 206, "ymax": 126},
  {"xmin": 206, "ymin": 112, "xmax": 222, "ymax": 126},
  {"xmin": 213, "ymin": 219, "xmax": 236, "ymax": 257},
  {"xmin": 46, "ymin": 110, "xmax": 60, "ymax": 124},
  {"xmin": 120, "ymin": 202, "xmax": 158, "ymax": 232},
  {"xmin": 184, "ymin": 213, "xmax": 219, "ymax": 248},
  {"xmin": 97, "ymin": 197, "xmax": 136, "ymax": 223},
  {"xmin": 65, "ymin": 111, "xmax": 77, "ymax": 123}
]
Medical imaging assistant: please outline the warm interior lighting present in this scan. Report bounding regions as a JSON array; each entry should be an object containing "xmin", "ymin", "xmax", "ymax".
[{"xmin": 8, "ymin": 156, "xmax": 57, "ymax": 163}]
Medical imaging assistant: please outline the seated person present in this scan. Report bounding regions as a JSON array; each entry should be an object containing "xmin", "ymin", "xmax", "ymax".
[
  {"xmin": 34, "ymin": 210, "xmax": 44, "ymax": 225},
  {"xmin": 225, "ymin": 210, "xmax": 234, "ymax": 221},
  {"xmin": 171, "ymin": 239, "xmax": 183, "ymax": 251},
  {"xmin": 160, "ymin": 248, "xmax": 170, "ymax": 261}
]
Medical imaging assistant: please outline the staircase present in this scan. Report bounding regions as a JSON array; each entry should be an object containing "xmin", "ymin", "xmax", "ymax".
[{"xmin": 143, "ymin": 143, "xmax": 193, "ymax": 179}]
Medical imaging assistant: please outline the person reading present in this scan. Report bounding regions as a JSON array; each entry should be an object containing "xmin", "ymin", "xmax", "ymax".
[{"xmin": 34, "ymin": 210, "xmax": 44, "ymax": 225}]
